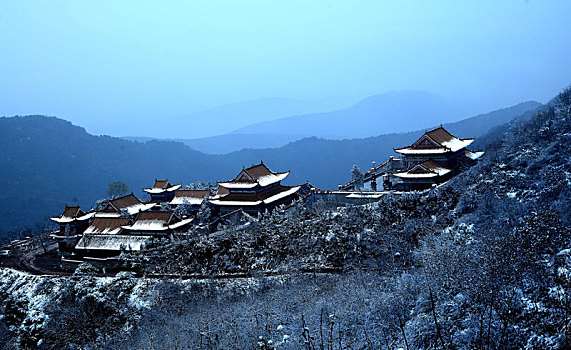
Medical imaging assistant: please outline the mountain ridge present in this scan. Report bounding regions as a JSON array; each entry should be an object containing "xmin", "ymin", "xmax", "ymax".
[
  {"xmin": 232, "ymin": 90, "xmax": 472, "ymax": 138},
  {"xmin": 0, "ymin": 101, "xmax": 541, "ymax": 233}
]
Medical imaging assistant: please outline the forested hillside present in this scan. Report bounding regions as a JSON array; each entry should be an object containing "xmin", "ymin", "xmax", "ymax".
[
  {"xmin": 0, "ymin": 89, "xmax": 568, "ymax": 349},
  {"xmin": 0, "ymin": 102, "xmax": 539, "ymax": 234}
]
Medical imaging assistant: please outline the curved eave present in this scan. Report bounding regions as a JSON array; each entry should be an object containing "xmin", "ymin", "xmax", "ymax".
[
  {"xmin": 394, "ymin": 147, "xmax": 450, "ymax": 155},
  {"xmin": 169, "ymin": 198, "xmax": 204, "ymax": 205},
  {"xmin": 217, "ymin": 182, "xmax": 258, "ymax": 189},
  {"xmin": 50, "ymin": 234, "xmax": 79, "ymax": 239},
  {"xmin": 50, "ymin": 212, "xmax": 95, "ymax": 224},
  {"xmin": 143, "ymin": 184, "xmax": 182, "ymax": 194},
  {"xmin": 441, "ymin": 138, "xmax": 474, "ymax": 152},
  {"xmin": 209, "ymin": 200, "xmax": 263, "ymax": 206},
  {"xmin": 466, "ymin": 150, "xmax": 485, "ymax": 160},
  {"xmin": 50, "ymin": 217, "xmax": 74, "ymax": 224},
  {"xmin": 393, "ymin": 172, "xmax": 439, "ymax": 179},
  {"xmin": 262, "ymin": 186, "xmax": 300, "ymax": 204},
  {"xmin": 257, "ymin": 171, "xmax": 289, "ymax": 187},
  {"xmin": 121, "ymin": 225, "xmax": 169, "ymax": 231},
  {"xmin": 169, "ymin": 218, "xmax": 193, "ymax": 229}
]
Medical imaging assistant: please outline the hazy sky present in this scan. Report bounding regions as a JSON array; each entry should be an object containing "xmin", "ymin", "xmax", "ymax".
[{"xmin": 1, "ymin": 1, "xmax": 570, "ymax": 137}]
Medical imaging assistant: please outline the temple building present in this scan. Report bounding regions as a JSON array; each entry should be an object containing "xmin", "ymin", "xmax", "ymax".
[
  {"xmin": 69, "ymin": 216, "xmax": 150, "ymax": 260},
  {"xmin": 83, "ymin": 217, "xmax": 131, "ymax": 235},
  {"xmin": 392, "ymin": 160, "xmax": 454, "ymax": 191},
  {"xmin": 391, "ymin": 126, "xmax": 483, "ymax": 190},
  {"xmin": 73, "ymin": 235, "xmax": 151, "ymax": 260},
  {"xmin": 394, "ymin": 126, "xmax": 482, "ymax": 170},
  {"xmin": 209, "ymin": 162, "xmax": 302, "ymax": 215},
  {"xmin": 340, "ymin": 126, "xmax": 483, "ymax": 192},
  {"xmin": 143, "ymin": 179, "xmax": 181, "ymax": 203},
  {"xmin": 50, "ymin": 205, "xmax": 94, "ymax": 235},
  {"xmin": 96, "ymin": 193, "xmax": 154, "ymax": 217},
  {"xmin": 50, "ymin": 205, "xmax": 95, "ymax": 254},
  {"xmin": 121, "ymin": 211, "xmax": 192, "ymax": 236}
]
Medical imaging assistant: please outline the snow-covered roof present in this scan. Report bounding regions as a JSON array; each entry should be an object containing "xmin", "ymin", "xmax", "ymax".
[
  {"xmin": 50, "ymin": 211, "xmax": 95, "ymax": 224},
  {"xmin": 75, "ymin": 234, "xmax": 151, "ymax": 251},
  {"xmin": 170, "ymin": 197, "xmax": 203, "ymax": 205},
  {"xmin": 50, "ymin": 234, "xmax": 79, "ymax": 239},
  {"xmin": 465, "ymin": 150, "xmax": 485, "ymax": 160},
  {"xmin": 394, "ymin": 160, "xmax": 452, "ymax": 179},
  {"xmin": 210, "ymin": 184, "xmax": 301, "ymax": 206},
  {"xmin": 122, "ymin": 221, "xmax": 170, "ymax": 231},
  {"xmin": 170, "ymin": 190, "xmax": 210, "ymax": 205},
  {"xmin": 257, "ymin": 172, "xmax": 290, "ymax": 187},
  {"xmin": 262, "ymin": 186, "xmax": 300, "ymax": 204},
  {"xmin": 50, "ymin": 206, "xmax": 94, "ymax": 224},
  {"xmin": 169, "ymin": 190, "xmax": 210, "ymax": 205},
  {"xmin": 143, "ymin": 179, "xmax": 181, "ymax": 194},
  {"xmin": 209, "ymin": 199, "xmax": 263, "ymax": 206},
  {"xmin": 346, "ymin": 193, "xmax": 384, "ymax": 199},
  {"xmin": 102, "ymin": 193, "xmax": 153, "ymax": 215},
  {"xmin": 219, "ymin": 172, "xmax": 290, "ymax": 189},
  {"xmin": 122, "ymin": 211, "xmax": 173, "ymax": 231},
  {"xmin": 393, "ymin": 172, "xmax": 441, "ymax": 178},
  {"xmin": 394, "ymin": 148, "xmax": 450, "ymax": 154},
  {"xmin": 219, "ymin": 162, "xmax": 290, "ymax": 190},
  {"xmin": 395, "ymin": 126, "xmax": 475, "ymax": 154},
  {"xmin": 84, "ymin": 217, "xmax": 131, "ymax": 235},
  {"xmin": 143, "ymin": 184, "xmax": 181, "ymax": 194},
  {"xmin": 124, "ymin": 203, "xmax": 156, "ymax": 215},
  {"xmin": 168, "ymin": 218, "xmax": 193, "ymax": 229},
  {"xmin": 441, "ymin": 138, "xmax": 474, "ymax": 152},
  {"xmin": 121, "ymin": 211, "xmax": 191, "ymax": 232},
  {"xmin": 218, "ymin": 182, "xmax": 258, "ymax": 189},
  {"xmin": 94, "ymin": 212, "xmax": 121, "ymax": 218}
]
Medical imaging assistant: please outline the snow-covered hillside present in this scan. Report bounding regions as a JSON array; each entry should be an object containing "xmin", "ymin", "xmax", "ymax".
[{"xmin": 0, "ymin": 88, "xmax": 569, "ymax": 349}]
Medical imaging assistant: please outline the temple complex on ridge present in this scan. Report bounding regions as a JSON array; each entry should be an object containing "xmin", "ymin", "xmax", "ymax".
[
  {"xmin": 49, "ymin": 162, "xmax": 303, "ymax": 264},
  {"xmin": 209, "ymin": 162, "xmax": 302, "ymax": 215},
  {"xmin": 48, "ymin": 130, "xmax": 482, "ymax": 265},
  {"xmin": 341, "ymin": 126, "xmax": 484, "ymax": 191}
]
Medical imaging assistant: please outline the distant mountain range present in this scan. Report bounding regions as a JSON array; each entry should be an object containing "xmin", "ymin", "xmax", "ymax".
[
  {"xmin": 124, "ymin": 133, "xmax": 305, "ymax": 155},
  {"xmin": 232, "ymin": 90, "xmax": 471, "ymax": 138},
  {"xmin": 128, "ymin": 91, "xmax": 515, "ymax": 154},
  {"xmin": 0, "ymin": 101, "xmax": 541, "ymax": 233},
  {"xmin": 155, "ymin": 95, "xmax": 358, "ymax": 139}
]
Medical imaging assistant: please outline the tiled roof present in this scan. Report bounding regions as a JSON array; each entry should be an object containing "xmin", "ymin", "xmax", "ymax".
[
  {"xmin": 170, "ymin": 190, "xmax": 210, "ymax": 205},
  {"xmin": 122, "ymin": 210, "xmax": 192, "ymax": 231},
  {"xmin": 395, "ymin": 126, "xmax": 474, "ymax": 154},
  {"xmin": 222, "ymin": 162, "xmax": 290, "ymax": 188},
  {"xmin": 394, "ymin": 160, "xmax": 451, "ymax": 179},
  {"xmin": 216, "ymin": 186, "xmax": 230, "ymax": 196},
  {"xmin": 84, "ymin": 217, "xmax": 131, "ymax": 235},
  {"xmin": 143, "ymin": 179, "xmax": 181, "ymax": 194},
  {"xmin": 133, "ymin": 211, "xmax": 175, "ymax": 224},
  {"xmin": 425, "ymin": 126, "xmax": 456, "ymax": 145},
  {"xmin": 61, "ymin": 206, "xmax": 84, "ymax": 218},
  {"xmin": 50, "ymin": 205, "xmax": 93, "ymax": 223},
  {"xmin": 243, "ymin": 163, "xmax": 274, "ymax": 179},
  {"xmin": 75, "ymin": 234, "xmax": 151, "ymax": 251},
  {"xmin": 153, "ymin": 179, "xmax": 171, "ymax": 189},
  {"xmin": 109, "ymin": 193, "xmax": 141, "ymax": 210},
  {"xmin": 210, "ymin": 184, "xmax": 300, "ymax": 206},
  {"xmin": 173, "ymin": 190, "xmax": 210, "ymax": 199}
]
